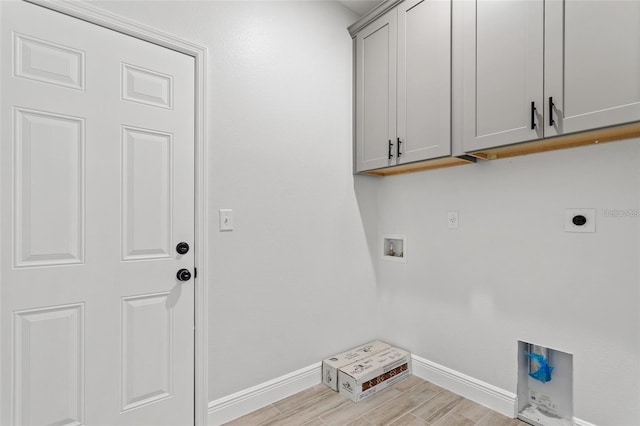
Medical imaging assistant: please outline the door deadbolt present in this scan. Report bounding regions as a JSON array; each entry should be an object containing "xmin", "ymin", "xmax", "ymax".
[
  {"xmin": 176, "ymin": 268, "xmax": 191, "ymax": 281},
  {"xmin": 176, "ymin": 242, "xmax": 190, "ymax": 255}
]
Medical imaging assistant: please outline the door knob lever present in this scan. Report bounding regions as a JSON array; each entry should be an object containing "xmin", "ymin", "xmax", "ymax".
[{"xmin": 176, "ymin": 269, "xmax": 191, "ymax": 281}]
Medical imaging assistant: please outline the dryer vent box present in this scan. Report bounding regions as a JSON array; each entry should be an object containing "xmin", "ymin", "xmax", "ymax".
[{"xmin": 565, "ymin": 208, "xmax": 595, "ymax": 233}]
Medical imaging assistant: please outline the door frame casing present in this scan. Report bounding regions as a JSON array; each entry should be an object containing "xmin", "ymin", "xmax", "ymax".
[{"xmin": 1, "ymin": 1, "xmax": 210, "ymax": 424}]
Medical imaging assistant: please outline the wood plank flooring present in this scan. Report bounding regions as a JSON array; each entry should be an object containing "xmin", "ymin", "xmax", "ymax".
[{"xmin": 223, "ymin": 375, "xmax": 528, "ymax": 426}]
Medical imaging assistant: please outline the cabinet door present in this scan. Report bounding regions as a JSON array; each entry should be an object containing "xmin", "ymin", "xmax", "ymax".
[
  {"xmin": 545, "ymin": 0, "xmax": 640, "ymax": 137},
  {"xmin": 397, "ymin": 0, "xmax": 451, "ymax": 163},
  {"xmin": 355, "ymin": 11, "xmax": 397, "ymax": 172},
  {"xmin": 462, "ymin": 0, "xmax": 544, "ymax": 152}
]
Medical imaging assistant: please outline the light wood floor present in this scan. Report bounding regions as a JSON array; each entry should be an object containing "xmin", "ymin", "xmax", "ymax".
[{"xmin": 223, "ymin": 375, "xmax": 528, "ymax": 426}]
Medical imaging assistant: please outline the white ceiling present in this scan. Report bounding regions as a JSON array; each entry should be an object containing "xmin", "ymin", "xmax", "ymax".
[{"xmin": 338, "ymin": 0, "xmax": 384, "ymax": 17}]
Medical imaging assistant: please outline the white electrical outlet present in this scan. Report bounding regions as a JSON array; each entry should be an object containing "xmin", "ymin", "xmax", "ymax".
[
  {"xmin": 447, "ymin": 211, "xmax": 459, "ymax": 229},
  {"xmin": 565, "ymin": 208, "xmax": 595, "ymax": 233}
]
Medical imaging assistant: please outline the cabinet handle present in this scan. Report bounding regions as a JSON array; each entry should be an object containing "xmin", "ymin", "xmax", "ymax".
[
  {"xmin": 397, "ymin": 137, "xmax": 402, "ymax": 158},
  {"xmin": 531, "ymin": 101, "xmax": 537, "ymax": 130},
  {"xmin": 549, "ymin": 97, "xmax": 555, "ymax": 126},
  {"xmin": 388, "ymin": 140, "xmax": 394, "ymax": 159}
]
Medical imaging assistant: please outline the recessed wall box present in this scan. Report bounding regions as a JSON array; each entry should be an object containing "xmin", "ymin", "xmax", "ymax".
[
  {"xmin": 517, "ymin": 341, "xmax": 573, "ymax": 426},
  {"xmin": 382, "ymin": 235, "xmax": 406, "ymax": 263}
]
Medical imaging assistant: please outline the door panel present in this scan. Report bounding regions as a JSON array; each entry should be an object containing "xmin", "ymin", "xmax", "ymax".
[
  {"xmin": 121, "ymin": 293, "xmax": 173, "ymax": 412},
  {"xmin": 13, "ymin": 303, "xmax": 84, "ymax": 426},
  {"xmin": 355, "ymin": 12, "xmax": 397, "ymax": 172},
  {"xmin": 1, "ymin": 2, "xmax": 195, "ymax": 425},
  {"xmin": 14, "ymin": 108, "xmax": 85, "ymax": 267},
  {"xmin": 121, "ymin": 63, "xmax": 173, "ymax": 110},
  {"xmin": 397, "ymin": 0, "xmax": 451, "ymax": 163},
  {"xmin": 463, "ymin": 0, "xmax": 544, "ymax": 152},
  {"xmin": 545, "ymin": 0, "xmax": 640, "ymax": 136},
  {"xmin": 14, "ymin": 32, "xmax": 85, "ymax": 90},
  {"xmin": 121, "ymin": 126, "xmax": 173, "ymax": 261}
]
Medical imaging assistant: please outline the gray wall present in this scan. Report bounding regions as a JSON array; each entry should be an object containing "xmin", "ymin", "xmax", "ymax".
[{"xmin": 375, "ymin": 139, "xmax": 640, "ymax": 425}]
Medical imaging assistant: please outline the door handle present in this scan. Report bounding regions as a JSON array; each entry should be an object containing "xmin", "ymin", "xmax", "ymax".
[
  {"xmin": 549, "ymin": 97, "xmax": 555, "ymax": 126},
  {"xmin": 176, "ymin": 242, "xmax": 190, "ymax": 255},
  {"xmin": 531, "ymin": 101, "xmax": 537, "ymax": 130},
  {"xmin": 388, "ymin": 140, "xmax": 394, "ymax": 160},
  {"xmin": 176, "ymin": 268, "xmax": 192, "ymax": 282},
  {"xmin": 397, "ymin": 137, "xmax": 402, "ymax": 158}
]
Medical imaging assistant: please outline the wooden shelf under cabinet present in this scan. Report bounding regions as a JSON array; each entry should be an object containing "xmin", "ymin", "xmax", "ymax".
[
  {"xmin": 360, "ymin": 122, "xmax": 640, "ymax": 176},
  {"xmin": 469, "ymin": 122, "xmax": 640, "ymax": 161},
  {"xmin": 361, "ymin": 156, "xmax": 476, "ymax": 176}
]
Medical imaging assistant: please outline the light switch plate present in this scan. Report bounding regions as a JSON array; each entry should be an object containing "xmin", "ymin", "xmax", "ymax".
[
  {"xmin": 219, "ymin": 209, "xmax": 234, "ymax": 231},
  {"xmin": 565, "ymin": 208, "xmax": 595, "ymax": 233}
]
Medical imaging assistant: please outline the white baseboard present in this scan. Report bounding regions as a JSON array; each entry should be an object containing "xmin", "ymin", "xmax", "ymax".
[
  {"xmin": 207, "ymin": 362, "xmax": 321, "ymax": 426},
  {"xmin": 206, "ymin": 355, "xmax": 596, "ymax": 426},
  {"xmin": 573, "ymin": 419, "xmax": 597, "ymax": 426},
  {"xmin": 410, "ymin": 354, "xmax": 517, "ymax": 418},
  {"xmin": 411, "ymin": 354, "xmax": 595, "ymax": 426}
]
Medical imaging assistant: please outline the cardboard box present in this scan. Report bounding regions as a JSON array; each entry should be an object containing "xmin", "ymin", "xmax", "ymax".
[
  {"xmin": 322, "ymin": 341, "xmax": 391, "ymax": 391},
  {"xmin": 338, "ymin": 347, "xmax": 412, "ymax": 402}
]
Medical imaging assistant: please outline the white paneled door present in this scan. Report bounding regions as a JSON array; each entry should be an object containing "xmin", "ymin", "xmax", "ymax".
[{"xmin": 1, "ymin": 2, "xmax": 195, "ymax": 425}]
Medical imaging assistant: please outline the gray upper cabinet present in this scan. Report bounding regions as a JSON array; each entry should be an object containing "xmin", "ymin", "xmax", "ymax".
[
  {"xmin": 354, "ymin": 0, "xmax": 451, "ymax": 173},
  {"xmin": 461, "ymin": 0, "xmax": 544, "ymax": 151},
  {"xmin": 396, "ymin": 0, "xmax": 451, "ymax": 164},
  {"xmin": 355, "ymin": 10, "xmax": 397, "ymax": 172},
  {"xmin": 462, "ymin": 0, "xmax": 640, "ymax": 153},
  {"xmin": 545, "ymin": 0, "xmax": 640, "ymax": 137}
]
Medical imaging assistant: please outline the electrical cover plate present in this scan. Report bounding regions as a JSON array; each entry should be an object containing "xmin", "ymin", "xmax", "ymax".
[{"xmin": 219, "ymin": 209, "xmax": 234, "ymax": 231}]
